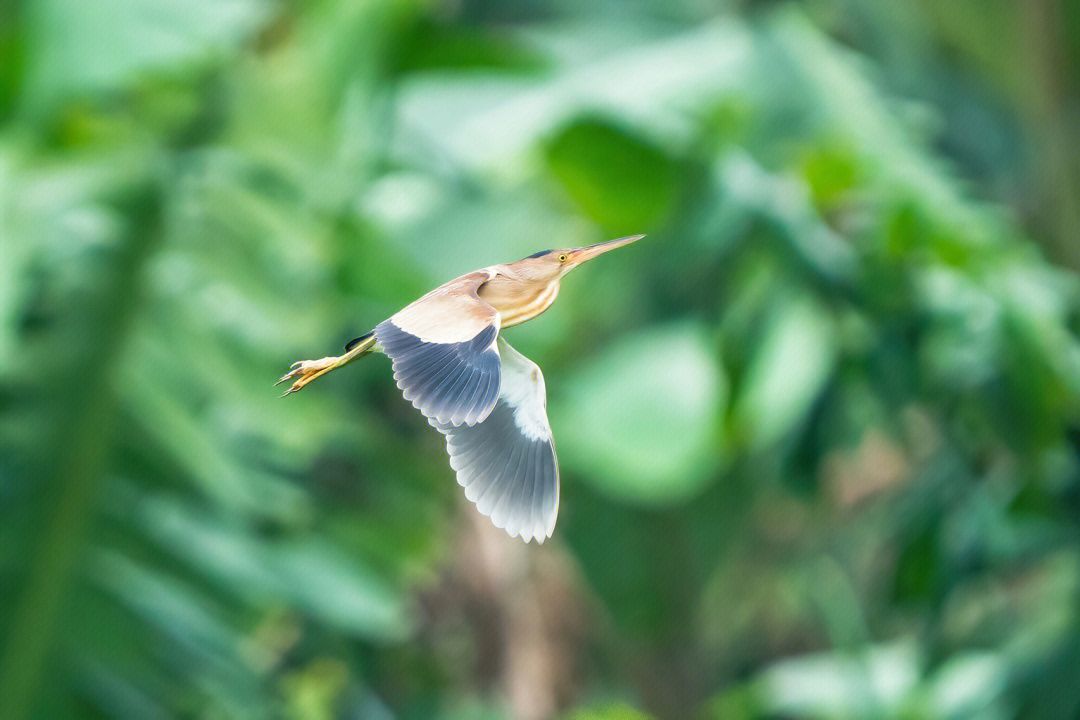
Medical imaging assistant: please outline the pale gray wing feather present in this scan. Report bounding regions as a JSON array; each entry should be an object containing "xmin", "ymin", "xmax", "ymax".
[
  {"xmin": 377, "ymin": 321, "xmax": 500, "ymax": 426},
  {"xmin": 376, "ymin": 271, "xmax": 501, "ymax": 426},
  {"xmin": 432, "ymin": 337, "xmax": 559, "ymax": 543}
]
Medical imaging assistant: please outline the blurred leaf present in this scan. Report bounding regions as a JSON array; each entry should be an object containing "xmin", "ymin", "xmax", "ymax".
[
  {"xmin": 135, "ymin": 495, "xmax": 415, "ymax": 641},
  {"xmin": 554, "ymin": 323, "xmax": 727, "ymax": 505},
  {"xmin": 393, "ymin": 18, "xmax": 753, "ymax": 174},
  {"xmin": 733, "ymin": 293, "xmax": 837, "ymax": 450},
  {"xmin": 565, "ymin": 703, "xmax": 655, "ymax": 720},
  {"xmin": 924, "ymin": 652, "xmax": 1007, "ymax": 719},
  {"xmin": 545, "ymin": 117, "xmax": 679, "ymax": 231},
  {"xmin": 755, "ymin": 640, "xmax": 921, "ymax": 719},
  {"xmin": 22, "ymin": 0, "xmax": 272, "ymax": 112},
  {"xmin": 717, "ymin": 150, "xmax": 858, "ymax": 283},
  {"xmin": 275, "ymin": 538, "xmax": 415, "ymax": 642}
]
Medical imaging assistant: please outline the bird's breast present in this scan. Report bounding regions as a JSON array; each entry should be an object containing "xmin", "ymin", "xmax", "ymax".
[{"xmin": 478, "ymin": 276, "xmax": 560, "ymax": 327}]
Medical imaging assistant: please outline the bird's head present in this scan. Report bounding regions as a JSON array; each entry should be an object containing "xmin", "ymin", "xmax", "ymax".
[{"xmin": 516, "ymin": 234, "xmax": 645, "ymax": 281}]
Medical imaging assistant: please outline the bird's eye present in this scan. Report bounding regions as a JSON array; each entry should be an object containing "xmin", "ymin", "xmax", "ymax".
[{"xmin": 558, "ymin": 254, "xmax": 568, "ymax": 262}]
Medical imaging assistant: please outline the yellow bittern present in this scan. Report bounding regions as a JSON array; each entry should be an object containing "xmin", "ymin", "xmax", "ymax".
[{"xmin": 278, "ymin": 235, "xmax": 644, "ymax": 543}]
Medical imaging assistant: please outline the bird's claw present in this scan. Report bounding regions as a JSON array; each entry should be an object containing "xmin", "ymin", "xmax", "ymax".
[{"xmin": 276, "ymin": 356, "xmax": 338, "ymax": 396}]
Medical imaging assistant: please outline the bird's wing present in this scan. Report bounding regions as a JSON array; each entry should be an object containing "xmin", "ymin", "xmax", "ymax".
[
  {"xmin": 376, "ymin": 270, "xmax": 501, "ymax": 426},
  {"xmin": 432, "ymin": 337, "xmax": 559, "ymax": 543}
]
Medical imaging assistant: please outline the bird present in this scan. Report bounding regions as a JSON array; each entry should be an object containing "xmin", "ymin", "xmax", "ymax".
[{"xmin": 278, "ymin": 234, "xmax": 644, "ymax": 543}]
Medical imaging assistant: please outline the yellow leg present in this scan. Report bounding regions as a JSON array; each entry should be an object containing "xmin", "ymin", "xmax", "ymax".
[{"xmin": 276, "ymin": 333, "xmax": 375, "ymax": 396}]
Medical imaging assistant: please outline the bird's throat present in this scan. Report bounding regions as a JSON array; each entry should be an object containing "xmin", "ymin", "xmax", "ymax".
[{"xmin": 479, "ymin": 277, "xmax": 560, "ymax": 327}]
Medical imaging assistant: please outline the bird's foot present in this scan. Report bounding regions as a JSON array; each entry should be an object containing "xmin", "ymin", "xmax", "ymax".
[{"xmin": 276, "ymin": 356, "xmax": 340, "ymax": 396}]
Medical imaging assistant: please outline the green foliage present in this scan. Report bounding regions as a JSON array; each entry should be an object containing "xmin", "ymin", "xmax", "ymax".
[
  {"xmin": 546, "ymin": 119, "xmax": 681, "ymax": 231},
  {"xmin": 566, "ymin": 704, "xmax": 655, "ymax": 720},
  {"xmin": 3, "ymin": 1, "xmax": 1080, "ymax": 719},
  {"xmin": 555, "ymin": 323, "xmax": 726, "ymax": 505}
]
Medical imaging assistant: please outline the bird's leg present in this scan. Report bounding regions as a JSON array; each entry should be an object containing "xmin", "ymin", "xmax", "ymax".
[
  {"xmin": 276, "ymin": 355, "xmax": 343, "ymax": 396},
  {"xmin": 277, "ymin": 333, "xmax": 376, "ymax": 396}
]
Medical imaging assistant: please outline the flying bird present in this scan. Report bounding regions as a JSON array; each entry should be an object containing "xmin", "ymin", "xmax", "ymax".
[{"xmin": 278, "ymin": 235, "xmax": 644, "ymax": 543}]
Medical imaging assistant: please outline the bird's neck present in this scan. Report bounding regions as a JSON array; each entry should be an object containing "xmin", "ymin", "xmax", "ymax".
[{"xmin": 478, "ymin": 273, "xmax": 561, "ymax": 327}]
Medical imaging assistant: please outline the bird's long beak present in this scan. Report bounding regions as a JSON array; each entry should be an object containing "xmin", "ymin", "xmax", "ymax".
[{"xmin": 566, "ymin": 234, "xmax": 645, "ymax": 268}]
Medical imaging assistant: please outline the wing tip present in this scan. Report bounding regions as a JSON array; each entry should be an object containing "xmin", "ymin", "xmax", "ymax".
[
  {"xmin": 489, "ymin": 509, "xmax": 555, "ymax": 544},
  {"xmin": 463, "ymin": 442, "xmax": 558, "ymax": 545}
]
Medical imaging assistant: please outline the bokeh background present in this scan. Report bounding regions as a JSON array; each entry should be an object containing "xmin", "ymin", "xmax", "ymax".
[{"xmin": 4, "ymin": 1, "xmax": 1080, "ymax": 718}]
